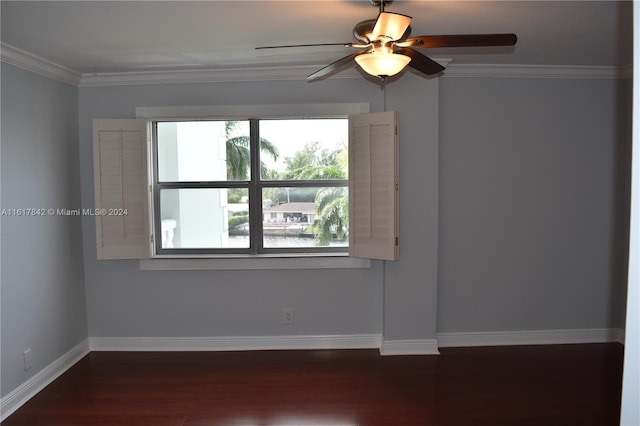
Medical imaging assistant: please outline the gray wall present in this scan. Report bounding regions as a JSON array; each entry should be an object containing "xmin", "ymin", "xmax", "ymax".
[
  {"xmin": 78, "ymin": 74, "xmax": 440, "ymax": 341},
  {"xmin": 78, "ymin": 72, "xmax": 629, "ymax": 342},
  {"xmin": 1, "ymin": 64, "xmax": 87, "ymax": 398},
  {"xmin": 0, "ymin": 64, "xmax": 629, "ymax": 400},
  {"xmin": 437, "ymin": 76, "xmax": 631, "ymax": 333}
]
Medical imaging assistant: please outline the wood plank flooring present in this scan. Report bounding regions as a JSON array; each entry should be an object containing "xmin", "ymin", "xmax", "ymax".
[{"xmin": 2, "ymin": 343, "xmax": 623, "ymax": 426}]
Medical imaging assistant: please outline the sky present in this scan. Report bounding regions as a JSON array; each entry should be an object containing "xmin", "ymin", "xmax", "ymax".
[{"xmin": 254, "ymin": 119, "xmax": 348, "ymax": 174}]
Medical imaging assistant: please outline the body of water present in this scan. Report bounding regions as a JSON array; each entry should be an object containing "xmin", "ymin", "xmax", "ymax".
[{"xmin": 228, "ymin": 235, "xmax": 348, "ymax": 248}]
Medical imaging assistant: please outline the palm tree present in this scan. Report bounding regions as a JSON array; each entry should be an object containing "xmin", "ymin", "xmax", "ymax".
[
  {"xmin": 307, "ymin": 145, "xmax": 349, "ymax": 245},
  {"xmin": 278, "ymin": 141, "xmax": 349, "ymax": 245},
  {"xmin": 225, "ymin": 121, "xmax": 279, "ymax": 180},
  {"xmin": 313, "ymin": 187, "xmax": 348, "ymax": 245}
]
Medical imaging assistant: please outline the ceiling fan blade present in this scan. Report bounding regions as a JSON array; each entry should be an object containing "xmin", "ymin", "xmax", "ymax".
[
  {"xmin": 394, "ymin": 47, "xmax": 445, "ymax": 76},
  {"xmin": 307, "ymin": 50, "xmax": 369, "ymax": 81},
  {"xmin": 394, "ymin": 38, "xmax": 424, "ymax": 48},
  {"xmin": 256, "ymin": 42, "xmax": 353, "ymax": 50},
  {"xmin": 372, "ymin": 12, "xmax": 412, "ymax": 41},
  {"xmin": 401, "ymin": 33, "xmax": 517, "ymax": 48}
]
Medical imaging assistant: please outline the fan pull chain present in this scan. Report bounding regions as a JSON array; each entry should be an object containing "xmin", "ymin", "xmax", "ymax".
[{"xmin": 382, "ymin": 79, "xmax": 388, "ymax": 112}]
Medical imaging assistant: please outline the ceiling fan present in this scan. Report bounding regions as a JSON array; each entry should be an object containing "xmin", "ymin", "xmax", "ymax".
[{"xmin": 256, "ymin": 0, "xmax": 517, "ymax": 81}]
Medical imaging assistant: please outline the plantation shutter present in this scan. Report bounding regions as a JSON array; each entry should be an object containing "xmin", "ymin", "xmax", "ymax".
[
  {"xmin": 93, "ymin": 119, "xmax": 150, "ymax": 260},
  {"xmin": 349, "ymin": 111, "xmax": 399, "ymax": 261}
]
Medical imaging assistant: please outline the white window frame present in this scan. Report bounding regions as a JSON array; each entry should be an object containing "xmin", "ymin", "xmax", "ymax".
[
  {"xmin": 151, "ymin": 117, "xmax": 349, "ymax": 257},
  {"xmin": 93, "ymin": 104, "xmax": 399, "ymax": 270}
]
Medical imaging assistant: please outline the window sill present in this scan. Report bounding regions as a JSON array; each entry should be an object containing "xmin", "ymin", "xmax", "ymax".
[{"xmin": 140, "ymin": 254, "xmax": 371, "ymax": 271}]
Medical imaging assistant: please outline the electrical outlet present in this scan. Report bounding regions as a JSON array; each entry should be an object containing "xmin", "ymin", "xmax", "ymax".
[
  {"xmin": 23, "ymin": 349, "xmax": 32, "ymax": 371},
  {"xmin": 283, "ymin": 308, "xmax": 294, "ymax": 325}
]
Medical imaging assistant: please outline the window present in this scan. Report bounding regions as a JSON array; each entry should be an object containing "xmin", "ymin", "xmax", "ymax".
[
  {"xmin": 93, "ymin": 105, "xmax": 399, "ymax": 263},
  {"xmin": 153, "ymin": 118, "xmax": 349, "ymax": 255}
]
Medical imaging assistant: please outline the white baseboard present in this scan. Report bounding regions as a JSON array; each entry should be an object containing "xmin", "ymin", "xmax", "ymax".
[
  {"xmin": 437, "ymin": 328, "xmax": 625, "ymax": 348},
  {"xmin": 89, "ymin": 328, "xmax": 624, "ymax": 354},
  {"xmin": 89, "ymin": 334, "xmax": 383, "ymax": 352},
  {"xmin": 379, "ymin": 339, "xmax": 440, "ymax": 356},
  {"xmin": 90, "ymin": 335, "xmax": 442, "ymax": 356},
  {"xmin": 0, "ymin": 339, "xmax": 90, "ymax": 422}
]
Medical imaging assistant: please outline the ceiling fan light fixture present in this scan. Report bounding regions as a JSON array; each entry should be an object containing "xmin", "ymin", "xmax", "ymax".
[
  {"xmin": 259, "ymin": 1, "xmax": 518, "ymax": 82},
  {"xmin": 355, "ymin": 52, "xmax": 411, "ymax": 77},
  {"xmin": 372, "ymin": 12, "xmax": 412, "ymax": 41}
]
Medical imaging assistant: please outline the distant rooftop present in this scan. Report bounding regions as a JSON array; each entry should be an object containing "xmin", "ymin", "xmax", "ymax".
[{"xmin": 263, "ymin": 202, "xmax": 316, "ymax": 214}]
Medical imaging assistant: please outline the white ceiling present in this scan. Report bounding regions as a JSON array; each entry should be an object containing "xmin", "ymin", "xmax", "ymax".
[{"xmin": 0, "ymin": 0, "xmax": 633, "ymax": 77}]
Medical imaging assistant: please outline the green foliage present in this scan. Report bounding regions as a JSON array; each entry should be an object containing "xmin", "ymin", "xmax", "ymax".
[
  {"xmin": 278, "ymin": 140, "xmax": 349, "ymax": 245},
  {"xmin": 226, "ymin": 136, "xmax": 251, "ymax": 180},
  {"xmin": 313, "ymin": 187, "xmax": 349, "ymax": 246},
  {"xmin": 225, "ymin": 121, "xmax": 279, "ymax": 181},
  {"xmin": 228, "ymin": 215, "xmax": 249, "ymax": 228},
  {"xmin": 282, "ymin": 141, "xmax": 347, "ymax": 180},
  {"xmin": 225, "ymin": 127, "xmax": 350, "ymax": 246},
  {"xmin": 227, "ymin": 188, "xmax": 244, "ymax": 203}
]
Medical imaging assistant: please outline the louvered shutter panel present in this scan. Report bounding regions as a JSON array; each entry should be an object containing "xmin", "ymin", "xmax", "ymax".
[
  {"xmin": 349, "ymin": 111, "xmax": 399, "ymax": 261},
  {"xmin": 93, "ymin": 119, "xmax": 150, "ymax": 260}
]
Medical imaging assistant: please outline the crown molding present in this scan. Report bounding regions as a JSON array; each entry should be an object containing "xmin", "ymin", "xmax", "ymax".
[
  {"xmin": 0, "ymin": 42, "xmax": 81, "ymax": 86},
  {"xmin": 1, "ymin": 42, "xmax": 631, "ymax": 87},
  {"xmin": 76, "ymin": 58, "xmax": 453, "ymax": 87},
  {"xmin": 443, "ymin": 63, "xmax": 632, "ymax": 80},
  {"xmin": 77, "ymin": 62, "xmax": 634, "ymax": 87},
  {"xmin": 77, "ymin": 65, "xmax": 357, "ymax": 87}
]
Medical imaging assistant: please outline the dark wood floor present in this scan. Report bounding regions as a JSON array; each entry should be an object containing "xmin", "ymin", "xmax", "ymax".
[{"xmin": 2, "ymin": 343, "xmax": 623, "ymax": 426}]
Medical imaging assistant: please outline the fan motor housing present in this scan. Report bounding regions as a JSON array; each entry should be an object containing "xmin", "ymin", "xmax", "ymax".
[
  {"xmin": 369, "ymin": 0, "xmax": 394, "ymax": 7},
  {"xmin": 353, "ymin": 19, "xmax": 412, "ymax": 44},
  {"xmin": 353, "ymin": 19, "xmax": 376, "ymax": 44}
]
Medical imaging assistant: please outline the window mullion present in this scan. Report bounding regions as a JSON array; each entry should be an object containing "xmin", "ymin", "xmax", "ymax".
[
  {"xmin": 152, "ymin": 122, "xmax": 162, "ymax": 254},
  {"xmin": 157, "ymin": 181, "xmax": 248, "ymax": 189},
  {"xmin": 260, "ymin": 180, "xmax": 348, "ymax": 188},
  {"xmin": 248, "ymin": 119, "xmax": 263, "ymax": 254}
]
